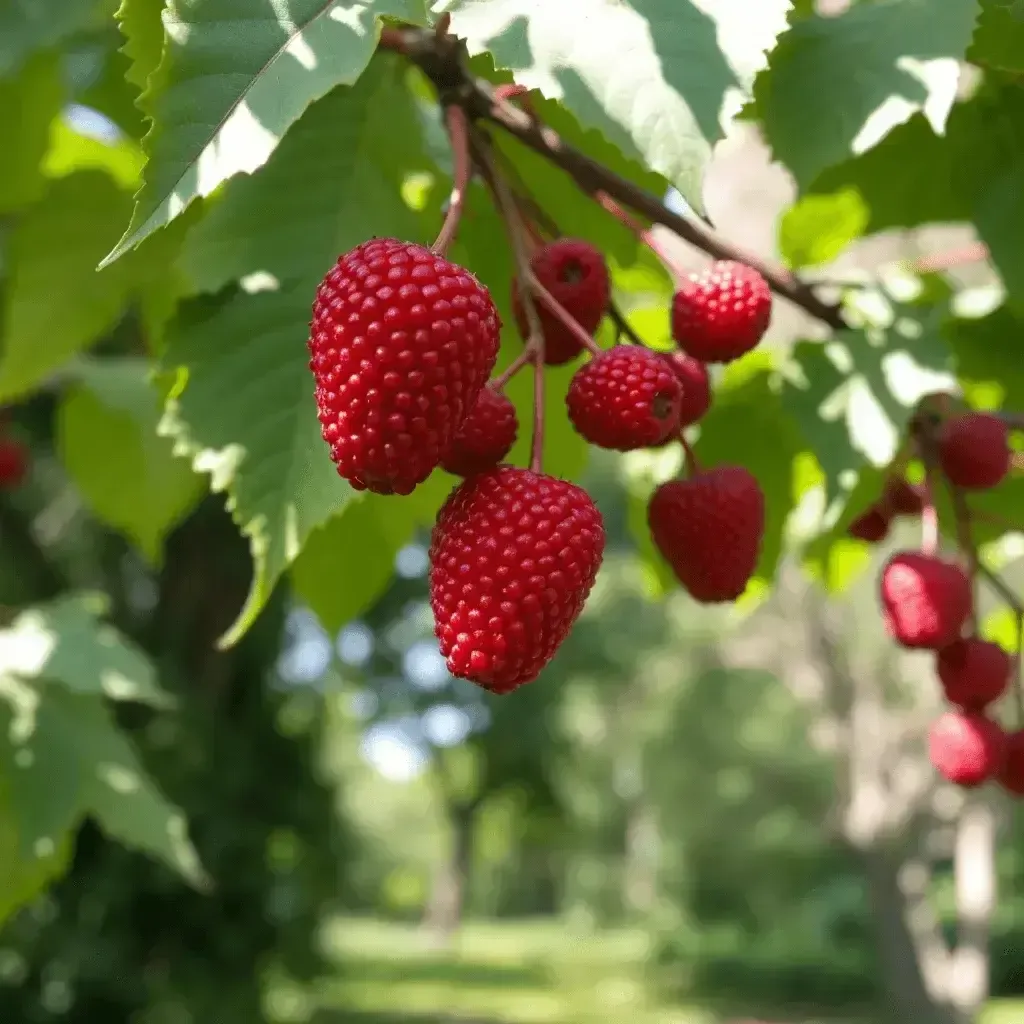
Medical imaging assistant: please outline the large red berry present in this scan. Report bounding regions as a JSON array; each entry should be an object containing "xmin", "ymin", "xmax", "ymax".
[
  {"xmin": 647, "ymin": 466, "xmax": 765, "ymax": 603},
  {"xmin": 0, "ymin": 438, "xmax": 28, "ymax": 488},
  {"xmin": 309, "ymin": 238, "xmax": 501, "ymax": 495},
  {"xmin": 429, "ymin": 466, "xmax": 605, "ymax": 693},
  {"xmin": 998, "ymin": 730, "xmax": 1024, "ymax": 797},
  {"xmin": 928, "ymin": 711, "xmax": 1006, "ymax": 787},
  {"xmin": 847, "ymin": 506, "xmax": 891, "ymax": 543},
  {"xmin": 566, "ymin": 346, "xmax": 682, "ymax": 451},
  {"xmin": 936, "ymin": 637, "xmax": 1011, "ymax": 711},
  {"xmin": 879, "ymin": 552, "xmax": 971, "ymax": 650},
  {"xmin": 662, "ymin": 351, "xmax": 712, "ymax": 427},
  {"xmin": 441, "ymin": 387, "xmax": 518, "ymax": 478},
  {"xmin": 938, "ymin": 412, "xmax": 1010, "ymax": 491},
  {"xmin": 511, "ymin": 239, "xmax": 610, "ymax": 366},
  {"xmin": 670, "ymin": 260, "xmax": 772, "ymax": 363}
]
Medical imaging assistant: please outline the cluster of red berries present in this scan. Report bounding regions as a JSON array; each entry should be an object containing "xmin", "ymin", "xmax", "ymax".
[
  {"xmin": 849, "ymin": 411, "xmax": 1024, "ymax": 795},
  {"xmin": 308, "ymin": 237, "xmax": 773, "ymax": 693}
]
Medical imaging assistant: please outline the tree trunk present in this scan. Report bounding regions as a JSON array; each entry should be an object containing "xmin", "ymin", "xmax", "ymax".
[{"xmin": 423, "ymin": 802, "xmax": 476, "ymax": 944}]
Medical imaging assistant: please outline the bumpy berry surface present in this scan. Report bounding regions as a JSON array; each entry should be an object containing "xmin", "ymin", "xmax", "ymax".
[
  {"xmin": 928, "ymin": 711, "xmax": 1006, "ymax": 787},
  {"xmin": 938, "ymin": 412, "xmax": 1011, "ymax": 491},
  {"xmin": 647, "ymin": 466, "xmax": 765, "ymax": 603},
  {"xmin": 670, "ymin": 260, "xmax": 772, "ymax": 364},
  {"xmin": 566, "ymin": 346, "xmax": 682, "ymax": 451},
  {"xmin": 429, "ymin": 466, "xmax": 605, "ymax": 693},
  {"xmin": 441, "ymin": 387, "xmax": 518, "ymax": 478},
  {"xmin": 879, "ymin": 552, "xmax": 971, "ymax": 650},
  {"xmin": 0, "ymin": 438, "xmax": 27, "ymax": 488},
  {"xmin": 936, "ymin": 637, "xmax": 1011, "ymax": 711},
  {"xmin": 998, "ymin": 730, "xmax": 1024, "ymax": 797},
  {"xmin": 309, "ymin": 238, "xmax": 501, "ymax": 495},
  {"xmin": 511, "ymin": 239, "xmax": 610, "ymax": 366},
  {"xmin": 847, "ymin": 506, "xmax": 890, "ymax": 543},
  {"xmin": 881, "ymin": 477, "xmax": 923, "ymax": 517},
  {"xmin": 662, "ymin": 351, "xmax": 712, "ymax": 427}
]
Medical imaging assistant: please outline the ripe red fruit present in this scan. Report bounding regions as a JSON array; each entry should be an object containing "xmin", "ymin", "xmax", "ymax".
[
  {"xmin": 647, "ymin": 465, "xmax": 765, "ymax": 603},
  {"xmin": 847, "ymin": 506, "xmax": 891, "ymax": 543},
  {"xmin": 881, "ymin": 477, "xmax": 923, "ymax": 517},
  {"xmin": 511, "ymin": 239, "xmax": 610, "ymax": 366},
  {"xmin": 309, "ymin": 238, "xmax": 501, "ymax": 495},
  {"xmin": 998, "ymin": 730, "xmax": 1024, "ymax": 797},
  {"xmin": 429, "ymin": 466, "xmax": 605, "ymax": 692},
  {"xmin": 879, "ymin": 552, "xmax": 971, "ymax": 650},
  {"xmin": 566, "ymin": 345, "xmax": 682, "ymax": 451},
  {"xmin": 670, "ymin": 260, "xmax": 772, "ymax": 363},
  {"xmin": 0, "ymin": 438, "xmax": 28, "ymax": 487},
  {"xmin": 662, "ymin": 351, "xmax": 712, "ymax": 427},
  {"xmin": 928, "ymin": 711, "xmax": 1006, "ymax": 787},
  {"xmin": 938, "ymin": 412, "xmax": 1011, "ymax": 491},
  {"xmin": 936, "ymin": 637, "xmax": 1011, "ymax": 711},
  {"xmin": 441, "ymin": 387, "xmax": 518, "ymax": 478}
]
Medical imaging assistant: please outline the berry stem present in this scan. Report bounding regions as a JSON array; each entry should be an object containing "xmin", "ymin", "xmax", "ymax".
[
  {"xmin": 490, "ymin": 348, "xmax": 535, "ymax": 392},
  {"xmin": 919, "ymin": 470, "xmax": 940, "ymax": 557},
  {"xmin": 679, "ymin": 433, "xmax": 701, "ymax": 476},
  {"xmin": 606, "ymin": 302, "xmax": 645, "ymax": 346},
  {"xmin": 946, "ymin": 483, "xmax": 980, "ymax": 632},
  {"xmin": 528, "ymin": 276, "xmax": 605, "ymax": 358},
  {"xmin": 595, "ymin": 191, "xmax": 687, "ymax": 282},
  {"xmin": 431, "ymin": 105, "xmax": 472, "ymax": 257}
]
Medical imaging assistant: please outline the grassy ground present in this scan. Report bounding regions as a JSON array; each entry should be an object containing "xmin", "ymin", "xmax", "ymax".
[{"xmin": 308, "ymin": 918, "xmax": 1024, "ymax": 1024}]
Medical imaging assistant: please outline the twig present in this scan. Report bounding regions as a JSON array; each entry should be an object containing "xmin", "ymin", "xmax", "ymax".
[
  {"xmin": 595, "ymin": 191, "xmax": 686, "ymax": 280},
  {"xmin": 606, "ymin": 302, "xmax": 644, "ymax": 346},
  {"xmin": 431, "ymin": 105, "xmax": 472, "ymax": 256},
  {"xmin": 377, "ymin": 26, "xmax": 846, "ymax": 330}
]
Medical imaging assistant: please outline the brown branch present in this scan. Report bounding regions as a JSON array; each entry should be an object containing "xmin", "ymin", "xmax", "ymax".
[{"xmin": 379, "ymin": 25, "xmax": 846, "ymax": 330}]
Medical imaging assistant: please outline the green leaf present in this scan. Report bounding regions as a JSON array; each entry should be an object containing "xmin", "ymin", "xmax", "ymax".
[
  {"xmin": 0, "ymin": 687, "xmax": 205, "ymax": 887},
  {"xmin": 117, "ymin": 0, "xmax": 167, "ymax": 94},
  {"xmin": 946, "ymin": 305, "xmax": 1024, "ymax": 410},
  {"xmin": 756, "ymin": 0, "xmax": 979, "ymax": 189},
  {"xmin": 969, "ymin": 0, "xmax": 1024, "ymax": 71},
  {"xmin": 160, "ymin": 284, "xmax": 357, "ymax": 646},
  {"xmin": 778, "ymin": 188, "xmax": 869, "ymax": 269},
  {"xmin": 0, "ymin": 172, "xmax": 136, "ymax": 402},
  {"xmin": 0, "ymin": 51, "xmax": 64, "ymax": 214},
  {"xmin": 438, "ymin": 0, "xmax": 791, "ymax": 213},
  {"xmin": 57, "ymin": 358, "xmax": 204, "ymax": 564},
  {"xmin": 293, "ymin": 474, "xmax": 450, "ymax": 632},
  {"xmin": 179, "ymin": 55, "xmax": 427, "ymax": 293},
  {"xmin": 0, "ymin": 593, "xmax": 173, "ymax": 707},
  {"xmin": 100, "ymin": 0, "xmax": 429, "ymax": 268},
  {"xmin": 41, "ymin": 114, "xmax": 145, "ymax": 191},
  {"xmin": 0, "ymin": 0, "xmax": 105, "ymax": 79}
]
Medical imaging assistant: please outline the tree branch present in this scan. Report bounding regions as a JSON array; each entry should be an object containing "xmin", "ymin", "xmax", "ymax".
[{"xmin": 380, "ymin": 25, "xmax": 847, "ymax": 330}]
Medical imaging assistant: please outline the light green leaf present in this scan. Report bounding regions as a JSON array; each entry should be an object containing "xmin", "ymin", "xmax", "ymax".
[
  {"xmin": 117, "ymin": 0, "xmax": 167, "ymax": 94},
  {"xmin": 778, "ymin": 188, "xmax": 869, "ymax": 269},
  {"xmin": 969, "ymin": 0, "xmax": 1024, "ymax": 71},
  {"xmin": 0, "ymin": 0, "xmax": 105, "ymax": 79},
  {"xmin": 756, "ymin": 0, "xmax": 979, "ymax": 189},
  {"xmin": 0, "ymin": 687, "xmax": 205, "ymax": 887},
  {"xmin": 0, "ymin": 172, "xmax": 136, "ymax": 402},
  {"xmin": 100, "ymin": 0, "xmax": 430, "ymax": 268},
  {"xmin": 437, "ymin": 0, "xmax": 792, "ymax": 213},
  {"xmin": 973, "ymin": 163, "xmax": 1024, "ymax": 315},
  {"xmin": 946, "ymin": 305, "xmax": 1024, "ymax": 411},
  {"xmin": 0, "ymin": 51, "xmax": 64, "ymax": 214},
  {"xmin": 179, "ymin": 55, "xmax": 426, "ymax": 293},
  {"xmin": 42, "ymin": 114, "xmax": 146, "ymax": 190},
  {"xmin": 294, "ymin": 474, "xmax": 450, "ymax": 632},
  {"xmin": 57, "ymin": 358, "xmax": 204, "ymax": 563},
  {"xmin": 0, "ymin": 593, "xmax": 173, "ymax": 707},
  {"xmin": 160, "ymin": 285, "xmax": 357, "ymax": 647}
]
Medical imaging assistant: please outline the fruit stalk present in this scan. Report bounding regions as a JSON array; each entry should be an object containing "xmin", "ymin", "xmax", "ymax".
[{"xmin": 431, "ymin": 105, "xmax": 472, "ymax": 257}]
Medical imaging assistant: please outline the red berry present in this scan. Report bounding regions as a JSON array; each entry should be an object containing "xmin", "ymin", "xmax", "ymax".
[
  {"xmin": 662, "ymin": 351, "xmax": 712, "ymax": 427},
  {"xmin": 0, "ymin": 438, "xmax": 28, "ymax": 488},
  {"xmin": 879, "ymin": 552, "xmax": 971, "ymax": 650},
  {"xmin": 936, "ymin": 637, "xmax": 1011, "ymax": 711},
  {"xmin": 998, "ymin": 729, "xmax": 1024, "ymax": 797},
  {"xmin": 309, "ymin": 238, "xmax": 501, "ymax": 495},
  {"xmin": 847, "ymin": 506, "xmax": 891, "ymax": 543},
  {"xmin": 441, "ymin": 387, "xmax": 518, "ymax": 478},
  {"xmin": 938, "ymin": 412, "xmax": 1010, "ymax": 491},
  {"xmin": 428, "ymin": 466, "xmax": 605, "ymax": 693},
  {"xmin": 647, "ymin": 466, "xmax": 765, "ymax": 603},
  {"xmin": 670, "ymin": 260, "xmax": 772, "ymax": 363},
  {"xmin": 928, "ymin": 711, "xmax": 1006, "ymax": 787},
  {"xmin": 881, "ymin": 477, "xmax": 923, "ymax": 516},
  {"xmin": 511, "ymin": 239, "xmax": 610, "ymax": 366},
  {"xmin": 566, "ymin": 346, "xmax": 682, "ymax": 451}
]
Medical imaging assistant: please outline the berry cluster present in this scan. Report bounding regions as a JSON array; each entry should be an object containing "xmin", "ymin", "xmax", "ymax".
[
  {"xmin": 308, "ymin": 234, "xmax": 773, "ymax": 694},
  {"xmin": 848, "ymin": 411, "xmax": 1024, "ymax": 796}
]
